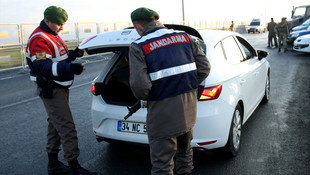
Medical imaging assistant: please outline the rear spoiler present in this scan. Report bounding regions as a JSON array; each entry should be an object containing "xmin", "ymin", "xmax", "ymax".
[{"xmin": 126, "ymin": 24, "xmax": 203, "ymax": 40}]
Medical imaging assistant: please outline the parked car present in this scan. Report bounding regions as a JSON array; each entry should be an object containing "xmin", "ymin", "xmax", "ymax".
[
  {"xmin": 293, "ymin": 34, "xmax": 310, "ymax": 53},
  {"xmin": 247, "ymin": 18, "xmax": 266, "ymax": 33},
  {"xmin": 79, "ymin": 25, "xmax": 270, "ymax": 156},
  {"xmin": 288, "ymin": 18, "xmax": 310, "ymax": 44}
]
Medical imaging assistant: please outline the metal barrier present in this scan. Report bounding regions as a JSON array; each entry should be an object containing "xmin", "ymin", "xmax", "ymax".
[{"xmin": 0, "ymin": 21, "xmax": 247, "ymax": 71}]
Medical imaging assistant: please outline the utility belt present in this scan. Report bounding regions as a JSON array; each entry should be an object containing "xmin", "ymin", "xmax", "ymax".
[{"xmin": 36, "ymin": 76, "xmax": 68, "ymax": 99}]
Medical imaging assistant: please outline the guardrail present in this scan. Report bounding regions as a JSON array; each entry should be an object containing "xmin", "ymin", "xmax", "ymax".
[{"xmin": 0, "ymin": 20, "xmax": 248, "ymax": 71}]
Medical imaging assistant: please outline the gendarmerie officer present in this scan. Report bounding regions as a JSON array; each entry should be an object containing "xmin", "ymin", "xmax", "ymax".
[
  {"xmin": 26, "ymin": 6, "xmax": 97, "ymax": 175},
  {"xmin": 129, "ymin": 7, "xmax": 210, "ymax": 175}
]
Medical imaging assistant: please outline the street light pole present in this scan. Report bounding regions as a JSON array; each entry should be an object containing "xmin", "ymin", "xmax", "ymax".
[{"xmin": 182, "ymin": 0, "xmax": 185, "ymax": 25}]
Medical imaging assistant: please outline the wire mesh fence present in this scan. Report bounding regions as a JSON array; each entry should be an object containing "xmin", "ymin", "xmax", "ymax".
[{"xmin": 0, "ymin": 20, "xmax": 249, "ymax": 70}]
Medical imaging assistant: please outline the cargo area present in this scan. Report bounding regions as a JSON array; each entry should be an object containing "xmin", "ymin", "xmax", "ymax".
[{"xmin": 101, "ymin": 52, "xmax": 137, "ymax": 106}]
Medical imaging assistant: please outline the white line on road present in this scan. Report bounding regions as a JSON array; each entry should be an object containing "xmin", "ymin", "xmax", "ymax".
[{"xmin": 0, "ymin": 81, "xmax": 92, "ymax": 110}]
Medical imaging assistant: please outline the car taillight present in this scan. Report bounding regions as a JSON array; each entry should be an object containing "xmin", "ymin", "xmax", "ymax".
[
  {"xmin": 91, "ymin": 82, "xmax": 104, "ymax": 96},
  {"xmin": 198, "ymin": 85, "xmax": 222, "ymax": 101},
  {"xmin": 197, "ymin": 140, "xmax": 217, "ymax": 146},
  {"xmin": 91, "ymin": 83, "xmax": 97, "ymax": 95}
]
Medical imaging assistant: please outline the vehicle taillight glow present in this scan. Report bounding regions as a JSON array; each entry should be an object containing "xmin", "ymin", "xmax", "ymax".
[
  {"xmin": 199, "ymin": 85, "xmax": 222, "ymax": 101},
  {"xmin": 197, "ymin": 140, "xmax": 217, "ymax": 146},
  {"xmin": 91, "ymin": 83, "xmax": 97, "ymax": 96}
]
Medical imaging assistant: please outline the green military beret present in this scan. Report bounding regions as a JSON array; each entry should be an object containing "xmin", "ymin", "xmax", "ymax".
[
  {"xmin": 131, "ymin": 7, "xmax": 159, "ymax": 22},
  {"xmin": 44, "ymin": 6, "xmax": 68, "ymax": 24}
]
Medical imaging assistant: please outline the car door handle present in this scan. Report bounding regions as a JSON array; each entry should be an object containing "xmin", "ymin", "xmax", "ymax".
[{"xmin": 240, "ymin": 79, "xmax": 246, "ymax": 85}]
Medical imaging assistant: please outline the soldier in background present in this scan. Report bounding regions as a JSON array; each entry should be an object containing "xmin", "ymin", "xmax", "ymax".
[
  {"xmin": 275, "ymin": 17, "xmax": 289, "ymax": 52},
  {"xmin": 230, "ymin": 21, "xmax": 234, "ymax": 31},
  {"xmin": 267, "ymin": 18, "xmax": 278, "ymax": 48}
]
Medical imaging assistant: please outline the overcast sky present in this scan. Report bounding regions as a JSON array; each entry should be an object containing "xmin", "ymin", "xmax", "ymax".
[{"xmin": 1, "ymin": 0, "xmax": 309, "ymax": 24}]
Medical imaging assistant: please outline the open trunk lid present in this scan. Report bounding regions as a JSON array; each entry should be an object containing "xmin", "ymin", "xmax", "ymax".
[{"xmin": 80, "ymin": 25, "xmax": 204, "ymax": 106}]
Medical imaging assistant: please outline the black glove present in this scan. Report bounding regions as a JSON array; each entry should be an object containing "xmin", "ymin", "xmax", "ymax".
[
  {"xmin": 70, "ymin": 63, "xmax": 84, "ymax": 75},
  {"xmin": 74, "ymin": 47, "xmax": 84, "ymax": 58}
]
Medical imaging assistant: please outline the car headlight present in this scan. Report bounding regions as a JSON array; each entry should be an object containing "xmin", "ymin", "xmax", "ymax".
[
  {"xmin": 291, "ymin": 33, "xmax": 300, "ymax": 37},
  {"xmin": 307, "ymin": 26, "xmax": 310, "ymax": 31}
]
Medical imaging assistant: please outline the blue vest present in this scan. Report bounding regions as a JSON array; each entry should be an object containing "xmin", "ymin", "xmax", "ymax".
[{"xmin": 134, "ymin": 27, "xmax": 198, "ymax": 101}]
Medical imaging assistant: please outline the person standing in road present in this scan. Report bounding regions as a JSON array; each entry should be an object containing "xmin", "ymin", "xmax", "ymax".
[
  {"xmin": 230, "ymin": 21, "xmax": 234, "ymax": 31},
  {"xmin": 26, "ymin": 6, "xmax": 97, "ymax": 175},
  {"xmin": 275, "ymin": 17, "xmax": 289, "ymax": 52},
  {"xmin": 267, "ymin": 18, "xmax": 278, "ymax": 48},
  {"xmin": 129, "ymin": 7, "xmax": 211, "ymax": 175}
]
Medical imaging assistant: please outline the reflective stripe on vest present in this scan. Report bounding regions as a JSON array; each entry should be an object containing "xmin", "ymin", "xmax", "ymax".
[
  {"xmin": 26, "ymin": 32, "xmax": 68, "ymax": 62},
  {"xmin": 135, "ymin": 28, "xmax": 198, "ymax": 100},
  {"xmin": 150, "ymin": 62, "xmax": 197, "ymax": 81}
]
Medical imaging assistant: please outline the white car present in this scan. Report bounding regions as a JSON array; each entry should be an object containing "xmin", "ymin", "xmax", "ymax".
[
  {"xmin": 79, "ymin": 25, "xmax": 270, "ymax": 156},
  {"xmin": 293, "ymin": 34, "xmax": 310, "ymax": 53}
]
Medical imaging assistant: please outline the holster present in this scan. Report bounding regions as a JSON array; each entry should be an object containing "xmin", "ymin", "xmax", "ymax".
[{"xmin": 36, "ymin": 76, "xmax": 53, "ymax": 99}]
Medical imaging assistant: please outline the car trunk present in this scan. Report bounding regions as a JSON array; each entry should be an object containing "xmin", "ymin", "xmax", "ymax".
[
  {"xmin": 81, "ymin": 25, "xmax": 204, "ymax": 107},
  {"xmin": 100, "ymin": 50, "xmax": 137, "ymax": 106}
]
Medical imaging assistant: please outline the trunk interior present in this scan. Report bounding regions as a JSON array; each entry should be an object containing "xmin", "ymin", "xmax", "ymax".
[{"xmin": 101, "ymin": 51, "xmax": 137, "ymax": 106}]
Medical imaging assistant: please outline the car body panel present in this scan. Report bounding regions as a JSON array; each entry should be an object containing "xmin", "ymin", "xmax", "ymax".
[
  {"xmin": 81, "ymin": 26, "xmax": 270, "ymax": 150},
  {"xmin": 288, "ymin": 19, "xmax": 310, "ymax": 43},
  {"xmin": 291, "ymin": 18, "xmax": 310, "ymax": 32},
  {"xmin": 79, "ymin": 29, "xmax": 139, "ymax": 51},
  {"xmin": 293, "ymin": 34, "xmax": 310, "ymax": 53}
]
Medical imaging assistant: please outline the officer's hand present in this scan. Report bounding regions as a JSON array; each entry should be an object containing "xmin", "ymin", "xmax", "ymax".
[
  {"xmin": 74, "ymin": 47, "xmax": 84, "ymax": 57},
  {"xmin": 140, "ymin": 100, "xmax": 148, "ymax": 108},
  {"xmin": 70, "ymin": 63, "xmax": 85, "ymax": 75}
]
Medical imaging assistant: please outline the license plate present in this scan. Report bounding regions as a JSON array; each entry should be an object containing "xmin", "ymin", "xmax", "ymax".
[{"xmin": 117, "ymin": 121, "xmax": 147, "ymax": 134}]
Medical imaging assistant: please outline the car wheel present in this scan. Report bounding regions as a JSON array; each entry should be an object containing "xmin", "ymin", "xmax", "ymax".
[
  {"xmin": 224, "ymin": 104, "xmax": 242, "ymax": 157},
  {"xmin": 262, "ymin": 72, "xmax": 270, "ymax": 103}
]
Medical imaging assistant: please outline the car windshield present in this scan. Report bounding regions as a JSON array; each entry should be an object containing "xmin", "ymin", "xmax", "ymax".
[
  {"xmin": 250, "ymin": 22, "xmax": 260, "ymax": 26},
  {"xmin": 292, "ymin": 7, "xmax": 306, "ymax": 19},
  {"xmin": 301, "ymin": 19, "xmax": 310, "ymax": 26}
]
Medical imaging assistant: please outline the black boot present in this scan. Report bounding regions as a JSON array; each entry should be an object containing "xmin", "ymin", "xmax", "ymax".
[
  {"xmin": 48, "ymin": 153, "xmax": 69, "ymax": 175},
  {"xmin": 284, "ymin": 48, "xmax": 287, "ymax": 53},
  {"xmin": 278, "ymin": 48, "xmax": 281, "ymax": 52},
  {"xmin": 69, "ymin": 160, "xmax": 97, "ymax": 175}
]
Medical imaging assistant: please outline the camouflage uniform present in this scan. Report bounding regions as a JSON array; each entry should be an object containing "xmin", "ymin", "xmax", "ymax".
[{"xmin": 274, "ymin": 18, "xmax": 289, "ymax": 52}]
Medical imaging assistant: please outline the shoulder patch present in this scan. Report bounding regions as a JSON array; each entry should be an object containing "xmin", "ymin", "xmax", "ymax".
[{"xmin": 36, "ymin": 51, "xmax": 46, "ymax": 61}]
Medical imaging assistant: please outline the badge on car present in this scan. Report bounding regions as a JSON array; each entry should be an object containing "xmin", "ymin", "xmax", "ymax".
[{"xmin": 117, "ymin": 121, "xmax": 147, "ymax": 134}]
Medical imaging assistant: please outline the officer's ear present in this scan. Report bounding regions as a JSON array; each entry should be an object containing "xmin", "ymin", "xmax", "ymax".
[
  {"xmin": 133, "ymin": 23, "xmax": 144, "ymax": 36},
  {"xmin": 44, "ymin": 19, "xmax": 52, "ymax": 26}
]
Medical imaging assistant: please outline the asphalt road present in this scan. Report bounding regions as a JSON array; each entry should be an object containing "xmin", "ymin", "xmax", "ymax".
[{"xmin": 0, "ymin": 32, "xmax": 309, "ymax": 175}]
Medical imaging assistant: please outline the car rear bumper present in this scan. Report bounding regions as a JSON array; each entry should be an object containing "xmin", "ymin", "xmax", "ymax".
[{"xmin": 91, "ymin": 96, "xmax": 235, "ymax": 150}]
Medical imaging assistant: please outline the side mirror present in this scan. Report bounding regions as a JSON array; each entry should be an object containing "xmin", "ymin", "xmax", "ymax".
[{"xmin": 257, "ymin": 50, "xmax": 268, "ymax": 60}]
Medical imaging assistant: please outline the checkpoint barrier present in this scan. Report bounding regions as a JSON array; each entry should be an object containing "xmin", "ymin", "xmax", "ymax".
[{"xmin": 0, "ymin": 21, "xmax": 248, "ymax": 71}]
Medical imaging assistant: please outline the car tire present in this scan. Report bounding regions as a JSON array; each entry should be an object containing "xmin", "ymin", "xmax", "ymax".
[
  {"xmin": 262, "ymin": 72, "xmax": 270, "ymax": 103},
  {"xmin": 224, "ymin": 104, "xmax": 242, "ymax": 157}
]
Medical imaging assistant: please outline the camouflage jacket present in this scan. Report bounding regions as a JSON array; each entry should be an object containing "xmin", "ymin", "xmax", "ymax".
[{"xmin": 275, "ymin": 22, "xmax": 289, "ymax": 36}]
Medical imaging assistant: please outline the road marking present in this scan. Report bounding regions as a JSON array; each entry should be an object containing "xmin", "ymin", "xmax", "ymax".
[{"xmin": 0, "ymin": 81, "xmax": 92, "ymax": 110}]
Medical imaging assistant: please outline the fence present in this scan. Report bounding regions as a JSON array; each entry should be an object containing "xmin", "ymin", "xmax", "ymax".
[{"xmin": 0, "ymin": 20, "xmax": 248, "ymax": 71}]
